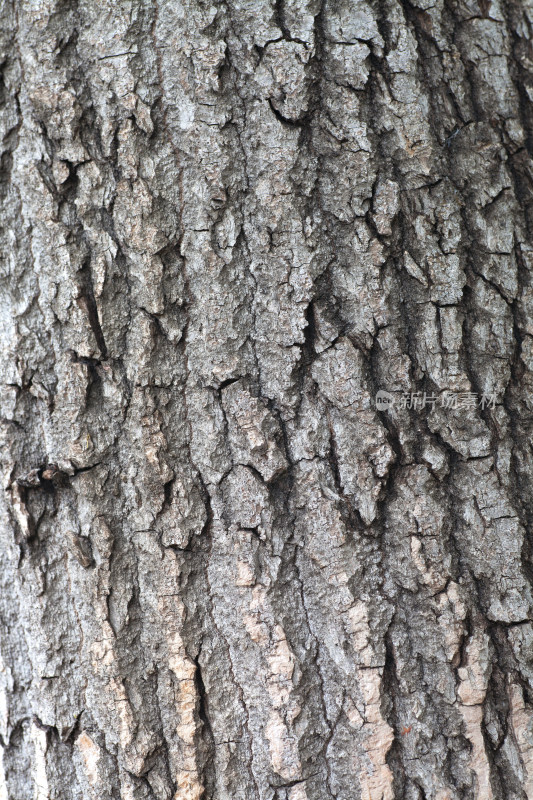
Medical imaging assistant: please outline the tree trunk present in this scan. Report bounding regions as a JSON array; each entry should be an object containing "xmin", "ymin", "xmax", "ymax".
[{"xmin": 2, "ymin": 0, "xmax": 533, "ymax": 798}]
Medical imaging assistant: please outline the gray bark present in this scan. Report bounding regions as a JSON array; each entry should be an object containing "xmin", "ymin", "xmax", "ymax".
[{"xmin": 2, "ymin": 0, "xmax": 533, "ymax": 798}]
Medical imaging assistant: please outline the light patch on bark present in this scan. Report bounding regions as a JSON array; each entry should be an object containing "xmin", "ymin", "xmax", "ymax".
[
  {"xmin": 457, "ymin": 630, "xmax": 491, "ymax": 706},
  {"xmin": 0, "ymin": 751, "xmax": 6, "ymax": 800},
  {"xmin": 90, "ymin": 621, "xmax": 134, "ymax": 750},
  {"xmin": 456, "ymin": 631, "xmax": 492, "ymax": 798},
  {"xmin": 357, "ymin": 669, "xmax": 394, "ymax": 800},
  {"xmin": 345, "ymin": 600, "xmax": 394, "ymax": 798},
  {"xmin": 288, "ymin": 784, "xmax": 308, "ymax": 800},
  {"xmin": 509, "ymin": 683, "xmax": 533, "ymax": 798},
  {"xmin": 174, "ymin": 770, "xmax": 205, "ymax": 800},
  {"xmin": 460, "ymin": 706, "xmax": 492, "ymax": 800},
  {"xmin": 235, "ymin": 559, "xmax": 255, "ymax": 587},
  {"xmin": 344, "ymin": 696, "xmax": 365, "ymax": 731},
  {"xmin": 0, "ymin": 653, "xmax": 8, "ymax": 744},
  {"xmin": 437, "ymin": 582, "xmax": 468, "ymax": 664},
  {"xmin": 75, "ymin": 731, "xmax": 101, "ymax": 788},
  {"xmin": 265, "ymin": 628, "xmax": 302, "ymax": 781},
  {"xmin": 115, "ymin": 768, "xmax": 138, "ymax": 800},
  {"xmin": 346, "ymin": 601, "xmax": 374, "ymax": 668},
  {"xmin": 158, "ymin": 594, "xmax": 204, "ymax": 800},
  {"xmin": 10, "ymin": 485, "xmax": 32, "ymax": 540},
  {"xmin": 245, "ymin": 587, "xmax": 303, "ymax": 782},
  {"xmin": 403, "ymin": 252, "xmax": 428, "ymax": 286},
  {"xmin": 30, "ymin": 722, "xmax": 48, "ymax": 800},
  {"xmin": 264, "ymin": 712, "xmax": 302, "ymax": 784}
]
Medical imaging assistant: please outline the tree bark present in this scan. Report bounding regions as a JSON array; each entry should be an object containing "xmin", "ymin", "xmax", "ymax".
[{"xmin": 2, "ymin": 0, "xmax": 533, "ymax": 798}]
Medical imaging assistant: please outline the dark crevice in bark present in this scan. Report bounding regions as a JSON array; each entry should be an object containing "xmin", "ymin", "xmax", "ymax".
[{"xmin": 76, "ymin": 260, "xmax": 108, "ymax": 360}]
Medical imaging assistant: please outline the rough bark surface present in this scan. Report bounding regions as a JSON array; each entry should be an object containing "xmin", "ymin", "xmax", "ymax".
[{"xmin": 2, "ymin": 0, "xmax": 533, "ymax": 798}]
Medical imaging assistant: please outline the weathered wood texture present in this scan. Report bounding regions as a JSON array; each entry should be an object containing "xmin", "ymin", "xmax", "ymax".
[{"xmin": 2, "ymin": 0, "xmax": 533, "ymax": 798}]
